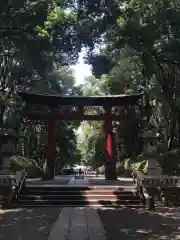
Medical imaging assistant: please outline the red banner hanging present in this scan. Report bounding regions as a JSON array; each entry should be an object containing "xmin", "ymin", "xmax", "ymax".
[{"xmin": 106, "ymin": 134, "xmax": 112, "ymax": 161}]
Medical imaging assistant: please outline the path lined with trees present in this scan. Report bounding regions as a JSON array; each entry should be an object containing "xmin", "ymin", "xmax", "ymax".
[{"xmin": 1, "ymin": 1, "xmax": 180, "ymax": 238}]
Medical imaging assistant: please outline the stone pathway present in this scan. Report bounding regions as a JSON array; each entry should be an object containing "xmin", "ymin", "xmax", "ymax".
[
  {"xmin": 2, "ymin": 175, "xmax": 180, "ymax": 239},
  {"xmin": 49, "ymin": 207, "xmax": 106, "ymax": 240},
  {"xmin": 48, "ymin": 176, "xmax": 106, "ymax": 240},
  {"xmin": 89, "ymin": 176, "xmax": 133, "ymax": 186},
  {"xmin": 68, "ymin": 177, "xmax": 90, "ymax": 186},
  {"xmin": 0, "ymin": 207, "xmax": 61, "ymax": 240},
  {"xmin": 0, "ymin": 175, "xmax": 71, "ymax": 240},
  {"xmin": 98, "ymin": 207, "xmax": 180, "ymax": 240}
]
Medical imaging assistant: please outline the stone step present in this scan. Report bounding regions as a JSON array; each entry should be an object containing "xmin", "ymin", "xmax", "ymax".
[
  {"xmin": 16, "ymin": 204, "xmax": 144, "ymax": 208},
  {"xmin": 18, "ymin": 199, "xmax": 142, "ymax": 207},
  {"xmin": 16, "ymin": 183, "xmax": 143, "ymax": 208},
  {"xmin": 21, "ymin": 189, "xmax": 137, "ymax": 196},
  {"xmin": 19, "ymin": 194, "xmax": 140, "ymax": 201},
  {"xmin": 24, "ymin": 185, "xmax": 135, "ymax": 190}
]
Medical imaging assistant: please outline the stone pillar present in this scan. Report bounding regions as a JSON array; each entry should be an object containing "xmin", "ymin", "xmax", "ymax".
[
  {"xmin": 104, "ymin": 106, "xmax": 117, "ymax": 180},
  {"xmin": 142, "ymin": 128, "xmax": 160, "ymax": 176},
  {"xmin": 0, "ymin": 129, "xmax": 17, "ymax": 175}
]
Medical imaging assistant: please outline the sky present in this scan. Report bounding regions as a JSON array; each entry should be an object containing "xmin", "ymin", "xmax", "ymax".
[
  {"xmin": 71, "ymin": 50, "xmax": 92, "ymax": 135},
  {"xmin": 71, "ymin": 50, "xmax": 92, "ymax": 85}
]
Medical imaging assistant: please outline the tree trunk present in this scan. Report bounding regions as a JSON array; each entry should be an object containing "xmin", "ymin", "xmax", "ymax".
[{"xmin": 105, "ymin": 161, "xmax": 117, "ymax": 180}]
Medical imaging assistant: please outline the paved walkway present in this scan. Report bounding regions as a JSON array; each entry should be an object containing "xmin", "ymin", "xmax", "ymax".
[
  {"xmin": 1, "ymin": 175, "xmax": 180, "ymax": 239},
  {"xmin": 88, "ymin": 175, "xmax": 133, "ymax": 186},
  {"xmin": 0, "ymin": 207, "xmax": 61, "ymax": 240},
  {"xmin": 68, "ymin": 177, "xmax": 90, "ymax": 186},
  {"xmin": 26, "ymin": 175, "xmax": 71, "ymax": 186},
  {"xmin": 48, "ymin": 176, "xmax": 106, "ymax": 240}
]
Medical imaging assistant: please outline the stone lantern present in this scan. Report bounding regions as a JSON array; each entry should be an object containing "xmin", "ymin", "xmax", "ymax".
[
  {"xmin": 0, "ymin": 128, "xmax": 17, "ymax": 175},
  {"xmin": 142, "ymin": 128, "xmax": 161, "ymax": 176}
]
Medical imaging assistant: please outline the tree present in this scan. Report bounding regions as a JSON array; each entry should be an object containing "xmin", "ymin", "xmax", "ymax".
[
  {"xmin": 0, "ymin": 1, "xmax": 83, "ymax": 178},
  {"xmin": 76, "ymin": 0, "xmax": 180, "ymax": 174}
]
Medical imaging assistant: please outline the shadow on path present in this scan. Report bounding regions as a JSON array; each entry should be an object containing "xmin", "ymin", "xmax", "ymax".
[
  {"xmin": 0, "ymin": 207, "xmax": 61, "ymax": 240},
  {"xmin": 98, "ymin": 207, "xmax": 180, "ymax": 240}
]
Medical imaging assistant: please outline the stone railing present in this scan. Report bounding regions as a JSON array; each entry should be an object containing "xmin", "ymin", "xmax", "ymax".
[
  {"xmin": 133, "ymin": 171, "xmax": 180, "ymax": 208},
  {"xmin": 0, "ymin": 170, "xmax": 26, "ymax": 208},
  {"xmin": 0, "ymin": 175, "xmax": 17, "ymax": 186},
  {"xmin": 132, "ymin": 170, "xmax": 155, "ymax": 210},
  {"xmin": 143, "ymin": 176, "xmax": 180, "ymax": 186}
]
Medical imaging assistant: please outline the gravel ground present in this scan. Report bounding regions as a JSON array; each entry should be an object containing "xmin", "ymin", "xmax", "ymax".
[
  {"xmin": 0, "ymin": 207, "xmax": 61, "ymax": 240},
  {"xmin": 98, "ymin": 207, "xmax": 180, "ymax": 240}
]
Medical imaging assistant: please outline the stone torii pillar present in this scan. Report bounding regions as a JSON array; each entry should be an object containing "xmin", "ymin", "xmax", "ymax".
[{"xmin": 104, "ymin": 106, "xmax": 117, "ymax": 180}]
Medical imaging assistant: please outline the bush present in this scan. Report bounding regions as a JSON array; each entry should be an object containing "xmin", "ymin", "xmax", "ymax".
[
  {"xmin": 136, "ymin": 153, "xmax": 145, "ymax": 162},
  {"xmin": 158, "ymin": 151, "xmax": 180, "ymax": 175},
  {"xmin": 10, "ymin": 156, "xmax": 42, "ymax": 178},
  {"xmin": 116, "ymin": 162, "xmax": 125, "ymax": 175},
  {"xmin": 124, "ymin": 158, "xmax": 132, "ymax": 170},
  {"xmin": 143, "ymin": 160, "xmax": 148, "ymax": 175},
  {"xmin": 98, "ymin": 166, "xmax": 105, "ymax": 174},
  {"xmin": 124, "ymin": 158, "xmax": 133, "ymax": 177},
  {"xmin": 136, "ymin": 160, "xmax": 146, "ymax": 171}
]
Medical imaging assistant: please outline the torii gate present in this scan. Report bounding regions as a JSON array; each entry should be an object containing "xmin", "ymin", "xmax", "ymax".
[{"xmin": 18, "ymin": 91, "xmax": 143, "ymax": 180}]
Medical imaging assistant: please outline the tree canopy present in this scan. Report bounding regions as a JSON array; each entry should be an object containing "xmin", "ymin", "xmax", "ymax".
[
  {"xmin": 77, "ymin": 0, "xmax": 180, "ymax": 174},
  {"xmin": 1, "ymin": 0, "xmax": 180, "ymax": 176}
]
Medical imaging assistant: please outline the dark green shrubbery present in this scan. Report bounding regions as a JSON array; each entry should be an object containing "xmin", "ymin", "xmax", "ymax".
[
  {"xmin": 11, "ymin": 156, "xmax": 42, "ymax": 178},
  {"xmin": 157, "ymin": 151, "xmax": 180, "ymax": 176}
]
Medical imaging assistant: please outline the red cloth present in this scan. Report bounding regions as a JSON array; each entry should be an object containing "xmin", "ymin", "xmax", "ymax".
[{"xmin": 106, "ymin": 134, "xmax": 112, "ymax": 161}]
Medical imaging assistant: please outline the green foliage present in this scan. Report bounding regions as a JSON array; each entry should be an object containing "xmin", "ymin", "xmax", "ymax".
[
  {"xmin": 77, "ymin": 0, "xmax": 180, "ymax": 172},
  {"xmin": 10, "ymin": 156, "xmax": 42, "ymax": 178},
  {"xmin": 136, "ymin": 154, "xmax": 147, "ymax": 163},
  {"xmin": 136, "ymin": 160, "xmax": 146, "ymax": 171},
  {"xmin": 124, "ymin": 158, "xmax": 132, "ymax": 170},
  {"xmin": 158, "ymin": 152, "xmax": 180, "ymax": 176},
  {"xmin": 0, "ymin": 0, "xmax": 82, "ymax": 173},
  {"xmin": 2, "ymin": 0, "xmax": 180, "ymax": 177},
  {"xmin": 143, "ymin": 161, "xmax": 148, "ymax": 175},
  {"xmin": 97, "ymin": 166, "xmax": 105, "ymax": 174},
  {"xmin": 116, "ymin": 162, "xmax": 125, "ymax": 175},
  {"xmin": 123, "ymin": 155, "xmax": 148, "ymax": 175},
  {"xmin": 88, "ymin": 54, "xmax": 114, "ymax": 78}
]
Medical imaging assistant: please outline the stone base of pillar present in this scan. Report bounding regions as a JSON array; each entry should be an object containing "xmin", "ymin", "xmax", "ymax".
[
  {"xmin": 0, "ymin": 128, "xmax": 17, "ymax": 175},
  {"xmin": 0, "ymin": 156, "xmax": 11, "ymax": 175},
  {"xmin": 148, "ymin": 158, "xmax": 161, "ymax": 177},
  {"xmin": 105, "ymin": 162, "xmax": 117, "ymax": 180}
]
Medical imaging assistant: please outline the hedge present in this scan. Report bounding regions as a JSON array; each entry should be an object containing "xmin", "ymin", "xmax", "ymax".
[{"xmin": 10, "ymin": 156, "xmax": 42, "ymax": 178}]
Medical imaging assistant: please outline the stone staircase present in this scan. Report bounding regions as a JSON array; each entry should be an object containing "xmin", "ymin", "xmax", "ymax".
[{"xmin": 16, "ymin": 185, "xmax": 144, "ymax": 208}]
